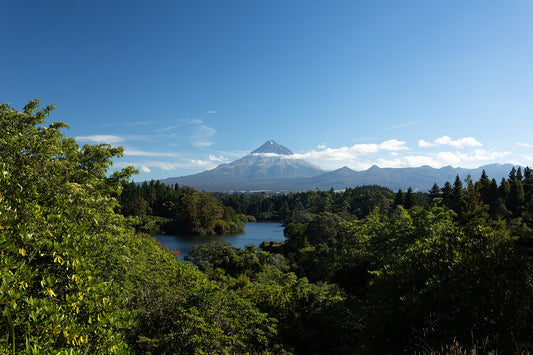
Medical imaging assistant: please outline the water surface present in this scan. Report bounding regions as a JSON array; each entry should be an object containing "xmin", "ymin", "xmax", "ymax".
[{"xmin": 155, "ymin": 222, "xmax": 285, "ymax": 260}]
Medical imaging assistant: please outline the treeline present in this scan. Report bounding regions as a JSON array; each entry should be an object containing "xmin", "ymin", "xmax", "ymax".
[
  {"xmin": 215, "ymin": 185, "xmax": 398, "ymax": 220},
  {"xmin": 116, "ymin": 180, "xmax": 248, "ymax": 235},
  {"xmin": 424, "ymin": 168, "xmax": 533, "ymax": 222}
]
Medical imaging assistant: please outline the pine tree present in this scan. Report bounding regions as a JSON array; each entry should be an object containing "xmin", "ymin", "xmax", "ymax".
[
  {"xmin": 509, "ymin": 178, "xmax": 525, "ymax": 217},
  {"xmin": 509, "ymin": 167, "xmax": 517, "ymax": 181},
  {"xmin": 476, "ymin": 169, "xmax": 491, "ymax": 205},
  {"xmin": 404, "ymin": 187, "xmax": 416, "ymax": 209},
  {"xmin": 394, "ymin": 189, "xmax": 405, "ymax": 207},
  {"xmin": 428, "ymin": 183, "xmax": 441, "ymax": 202},
  {"xmin": 451, "ymin": 175, "xmax": 466, "ymax": 215},
  {"xmin": 441, "ymin": 181, "xmax": 453, "ymax": 208},
  {"xmin": 523, "ymin": 167, "xmax": 533, "ymax": 204}
]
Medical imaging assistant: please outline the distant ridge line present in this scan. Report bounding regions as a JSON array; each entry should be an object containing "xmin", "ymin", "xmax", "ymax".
[{"xmin": 155, "ymin": 141, "xmax": 519, "ymax": 193}]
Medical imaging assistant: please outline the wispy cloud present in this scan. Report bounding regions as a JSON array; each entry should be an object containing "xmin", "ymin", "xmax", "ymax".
[
  {"xmin": 116, "ymin": 157, "xmax": 221, "ymax": 171},
  {"xmin": 207, "ymin": 110, "xmax": 216, "ymax": 114},
  {"xmin": 518, "ymin": 143, "xmax": 533, "ymax": 148},
  {"xmin": 190, "ymin": 125, "xmax": 216, "ymax": 148},
  {"xmin": 128, "ymin": 121, "xmax": 154, "ymax": 126},
  {"xmin": 75, "ymin": 135, "xmax": 124, "ymax": 144},
  {"xmin": 123, "ymin": 149, "xmax": 181, "ymax": 157},
  {"xmin": 159, "ymin": 118, "xmax": 204, "ymax": 132},
  {"xmin": 419, "ymin": 135, "xmax": 483, "ymax": 149},
  {"xmin": 388, "ymin": 121, "xmax": 417, "ymax": 130}
]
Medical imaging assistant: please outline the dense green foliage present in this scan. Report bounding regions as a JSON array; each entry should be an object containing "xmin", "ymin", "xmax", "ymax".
[
  {"xmin": 197, "ymin": 175, "xmax": 533, "ymax": 352},
  {"xmin": 117, "ymin": 181, "xmax": 246, "ymax": 235},
  {"xmin": 2, "ymin": 100, "xmax": 532, "ymax": 353},
  {"xmin": 0, "ymin": 101, "xmax": 276, "ymax": 354}
]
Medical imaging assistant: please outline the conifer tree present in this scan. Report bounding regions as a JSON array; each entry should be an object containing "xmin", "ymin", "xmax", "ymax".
[
  {"xmin": 476, "ymin": 169, "xmax": 492, "ymax": 205},
  {"xmin": 517, "ymin": 167, "xmax": 523, "ymax": 181},
  {"xmin": 441, "ymin": 181, "xmax": 453, "ymax": 208},
  {"xmin": 451, "ymin": 175, "xmax": 466, "ymax": 215},
  {"xmin": 428, "ymin": 183, "xmax": 441, "ymax": 202},
  {"xmin": 404, "ymin": 187, "xmax": 416, "ymax": 209},
  {"xmin": 394, "ymin": 189, "xmax": 405, "ymax": 207},
  {"xmin": 509, "ymin": 178, "xmax": 525, "ymax": 217}
]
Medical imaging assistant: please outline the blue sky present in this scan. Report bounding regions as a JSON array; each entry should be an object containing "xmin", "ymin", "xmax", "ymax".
[{"xmin": 3, "ymin": 1, "xmax": 533, "ymax": 181}]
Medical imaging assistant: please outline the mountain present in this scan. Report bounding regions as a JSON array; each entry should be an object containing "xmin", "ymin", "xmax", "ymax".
[
  {"xmin": 159, "ymin": 140, "xmax": 324, "ymax": 191},
  {"xmin": 251, "ymin": 140, "xmax": 294, "ymax": 155},
  {"xmin": 157, "ymin": 141, "xmax": 518, "ymax": 193},
  {"xmin": 290, "ymin": 163, "xmax": 516, "ymax": 192}
]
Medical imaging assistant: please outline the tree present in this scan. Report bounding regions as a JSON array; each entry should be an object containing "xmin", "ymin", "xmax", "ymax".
[
  {"xmin": 404, "ymin": 187, "xmax": 416, "ymax": 209},
  {"xmin": 360, "ymin": 207, "xmax": 533, "ymax": 353},
  {"xmin": 0, "ymin": 100, "xmax": 277, "ymax": 353},
  {"xmin": 451, "ymin": 175, "xmax": 465, "ymax": 215},
  {"xmin": 394, "ymin": 189, "xmax": 405, "ymax": 207},
  {"xmin": 509, "ymin": 177, "xmax": 525, "ymax": 217},
  {"xmin": 476, "ymin": 169, "xmax": 491, "ymax": 205},
  {"xmin": 441, "ymin": 181, "xmax": 453, "ymax": 208},
  {"xmin": 428, "ymin": 183, "xmax": 441, "ymax": 202},
  {"xmin": 0, "ymin": 100, "xmax": 134, "ymax": 352}
]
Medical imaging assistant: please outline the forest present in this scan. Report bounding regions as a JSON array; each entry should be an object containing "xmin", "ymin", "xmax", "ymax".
[{"xmin": 1, "ymin": 101, "xmax": 532, "ymax": 354}]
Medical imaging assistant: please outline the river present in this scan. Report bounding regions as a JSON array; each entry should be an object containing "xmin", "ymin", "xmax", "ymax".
[{"xmin": 154, "ymin": 222, "xmax": 285, "ymax": 260}]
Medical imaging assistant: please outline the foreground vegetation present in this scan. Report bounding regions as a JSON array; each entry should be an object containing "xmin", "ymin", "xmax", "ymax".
[{"xmin": 1, "ymin": 100, "xmax": 532, "ymax": 353}]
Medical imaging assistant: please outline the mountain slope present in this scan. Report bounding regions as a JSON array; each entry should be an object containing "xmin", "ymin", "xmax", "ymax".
[
  {"xmin": 159, "ymin": 141, "xmax": 324, "ymax": 191},
  {"xmin": 156, "ymin": 141, "xmax": 518, "ymax": 192},
  {"xmin": 251, "ymin": 140, "xmax": 293, "ymax": 155}
]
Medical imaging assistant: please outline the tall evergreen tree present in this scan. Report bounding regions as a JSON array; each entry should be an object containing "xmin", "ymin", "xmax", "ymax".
[
  {"xmin": 509, "ymin": 178, "xmax": 525, "ymax": 217},
  {"xmin": 451, "ymin": 175, "xmax": 466, "ymax": 215},
  {"xmin": 404, "ymin": 187, "xmax": 416, "ymax": 209},
  {"xmin": 509, "ymin": 167, "xmax": 517, "ymax": 181},
  {"xmin": 523, "ymin": 167, "xmax": 533, "ymax": 204},
  {"xmin": 394, "ymin": 189, "xmax": 405, "ymax": 207},
  {"xmin": 476, "ymin": 170, "xmax": 492, "ymax": 205},
  {"xmin": 441, "ymin": 181, "xmax": 453, "ymax": 208},
  {"xmin": 517, "ymin": 167, "xmax": 523, "ymax": 181},
  {"xmin": 428, "ymin": 183, "xmax": 441, "ymax": 202}
]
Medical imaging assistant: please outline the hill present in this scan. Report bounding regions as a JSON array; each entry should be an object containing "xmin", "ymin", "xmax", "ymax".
[{"xmin": 158, "ymin": 141, "xmax": 517, "ymax": 192}]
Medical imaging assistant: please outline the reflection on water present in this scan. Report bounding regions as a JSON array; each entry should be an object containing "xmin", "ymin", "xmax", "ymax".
[{"xmin": 155, "ymin": 222, "xmax": 285, "ymax": 260}]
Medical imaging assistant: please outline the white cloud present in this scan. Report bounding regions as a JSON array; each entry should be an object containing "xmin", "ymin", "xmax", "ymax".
[
  {"xmin": 420, "ymin": 135, "xmax": 483, "ymax": 149},
  {"xmin": 317, "ymin": 144, "xmax": 326, "ymax": 149},
  {"xmin": 208, "ymin": 154, "xmax": 228, "ymax": 162},
  {"xmin": 75, "ymin": 135, "xmax": 124, "ymax": 144},
  {"xmin": 140, "ymin": 166, "xmax": 151, "ymax": 173},
  {"xmin": 418, "ymin": 139, "xmax": 434, "ymax": 147},
  {"xmin": 190, "ymin": 159, "xmax": 213, "ymax": 167},
  {"xmin": 378, "ymin": 139, "xmax": 408, "ymax": 151},
  {"xmin": 123, "ymin": 149, "xmax": 179, "ymax": 157},
  {"xmin": 190, "ymin": 125, "xmax": 216, "ymax": 148},
  {"xmin": 518, "ymin": 143, "xmax": 532, "ymax": 148},
  {"xmin": 377, "ymin": 149, "xmax": 511, "ymax": 169},
  {"xmin": 290, "ymin": 139, "xmax": 408, "ymax": 162},
  {"xmin": 207, "ymin": 110, "xmax": 216, "ymax": 114}
]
